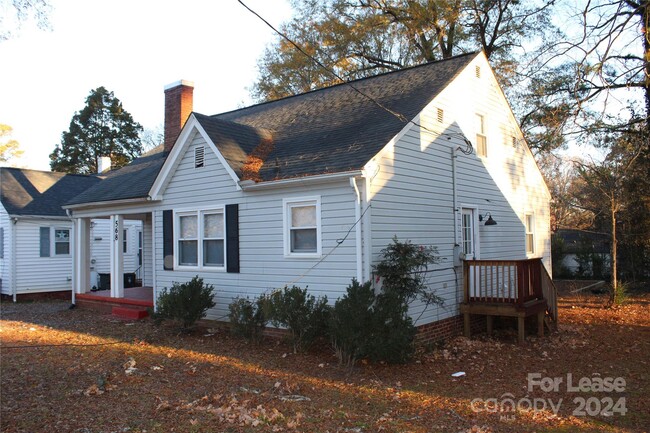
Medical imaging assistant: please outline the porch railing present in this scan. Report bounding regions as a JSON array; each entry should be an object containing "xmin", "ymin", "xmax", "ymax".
[
  {"xmin": 463, "ymin": 259, "xmax": 545, "ymax": 306},
  {"xmin": 540, "ymin": 263, "xmax": 558, "ymax": 323}
]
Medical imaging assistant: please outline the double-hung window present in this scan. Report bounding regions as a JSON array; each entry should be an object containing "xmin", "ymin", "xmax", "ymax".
[
  {"xmin": 525, "ymin": 213, "xmax": 535, "ymax": 255},
  {"xmin": 176, "ymin": 209, "xmax": 225, "ymax": 269},
  {"xmin": 54, "ymin": 229, "xmax": 70, "ymax": 255},
  {"xmin": 475, "ymin": 113, "xmax": 487, "ymax": 157},
  {"xmin": 284, "ymin": 197, "xmax": 321, "ymax": 257}
]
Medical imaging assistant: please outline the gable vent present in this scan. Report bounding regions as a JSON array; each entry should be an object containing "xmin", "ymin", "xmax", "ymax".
[
  {"xmin": 437, "ymin": 108, "xmax": 444, "ymax": 123},
  {"xmin": 194, "ymin": 146, "xmax": 205, "ymax": 168},
  {"xmin": 475, "ymin": 66, "xmax": 481, "ymax": 78}
]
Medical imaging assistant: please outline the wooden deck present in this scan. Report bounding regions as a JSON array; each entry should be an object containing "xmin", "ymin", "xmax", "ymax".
[{"xmin": 460, "ymin": 259, "xmax": 557, "ymax": 343}]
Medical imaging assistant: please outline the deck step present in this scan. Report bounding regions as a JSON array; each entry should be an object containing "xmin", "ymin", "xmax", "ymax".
[{"xmin": 112, "ymin": 306, "xmax": 149, "ymax": 320}]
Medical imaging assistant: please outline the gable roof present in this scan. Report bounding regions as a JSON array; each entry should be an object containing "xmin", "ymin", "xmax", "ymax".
[
  {"xmin": 0, "ymin": 167, "xmax": 101, "ymax": 217},
  {"xmin": 67, "ymin": 51, "xmax": 478, "ymax": 206},
  {"xmin": 66, "ymin": 146, "xmax": 166, "ymax": 206},
  {"xmin": 202, "ymin": 52, "xmax": 478, "ymax": 181}
]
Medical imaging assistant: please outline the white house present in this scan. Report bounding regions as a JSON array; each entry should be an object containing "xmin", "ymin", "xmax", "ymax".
[
  {"xmin": 64, "ymin": 51, "xmax": 553, "ymax": 338},
  {"xmin": 0, "ymin": 167, "xmax": 143, "ymax": 300}
]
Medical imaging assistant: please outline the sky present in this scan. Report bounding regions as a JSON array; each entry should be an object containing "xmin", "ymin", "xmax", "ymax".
[{"xmin": 0, "ymin": 0, "xmax": 293, "ymax": 171}]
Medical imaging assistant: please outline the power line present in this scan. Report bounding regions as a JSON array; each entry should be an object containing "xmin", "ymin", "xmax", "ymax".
[{"xmin": 236, "ymin": 0, "xmax": 474, "ymax": 154}]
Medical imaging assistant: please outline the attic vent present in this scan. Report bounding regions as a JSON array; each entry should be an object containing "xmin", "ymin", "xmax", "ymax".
[
  {"xmin": 475, "ymin": 66, "xmax": 481, "ymax": 78},
  {"xmin": 195, "ymin": 146, "xmax": 205, "ymax": 168},
  {"xmin": 437, "ymin": 108, "xmax": 444, "ymax": 123}
]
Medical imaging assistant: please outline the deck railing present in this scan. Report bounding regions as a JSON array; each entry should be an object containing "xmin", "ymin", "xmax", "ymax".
[{"xmin": 463, "ymin": 259, "xmax": 545, "ymax": 306}]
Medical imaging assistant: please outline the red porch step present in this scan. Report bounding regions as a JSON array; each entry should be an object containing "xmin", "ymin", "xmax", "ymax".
[{"xmin": 112, "ymin": 306, "xmax": 149, "ymax": 320}]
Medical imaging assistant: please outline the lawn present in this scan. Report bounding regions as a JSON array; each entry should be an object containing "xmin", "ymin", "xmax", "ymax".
[{"xmin": 1, "ymin": 289, "xmax": 648, "ymax": 433}]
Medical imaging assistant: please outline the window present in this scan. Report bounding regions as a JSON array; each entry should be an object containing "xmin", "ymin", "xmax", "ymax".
[
  {"xmin": 475, "ymin": 114, "xmax": 487, "ymax": 157},
  {"xmin": 123, "ymin": 229, "xmax": 128, "ymax": 253},
  {"xmin": 0, "ymin": 227, "xmax": 4, "ymax": 258},
  {"xmin": 525, "ymin": 213, "xmax": 535, "ymax": 254},
  {"xmin": 54, "ymin": 228, "xmax": 70, "ymax": 255},
  {"xmin": 284, "ymin": 197, "xmax": 321, "ymax": 257},
  {"xmin": 176, "ymin": 209, "xmax": 225, "ymax": 269}
]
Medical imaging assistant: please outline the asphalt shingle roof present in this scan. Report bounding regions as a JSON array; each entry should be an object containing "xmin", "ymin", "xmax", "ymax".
[
  {"xmin": 209, "ymin": 52, "xmax": 477, "ymax": 181},
  {"xmin": 0, "ymin": 167, "xmax": 101, "ymax": 216},
  {"xmin": 67, "ymin": 52, "xmax": 477, "ymax": 205},
  {"xmin": 66, "ymin": 147, "xmax": 166, "ymax": 206}
]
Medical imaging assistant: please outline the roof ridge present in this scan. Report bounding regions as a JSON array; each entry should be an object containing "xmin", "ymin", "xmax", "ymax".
[
  {"xmin": 0, "ymin": 166, "xmax": 100, "ymax": 178},
  {"xmin": 212, "ymin": 51, "xmax": 480, "ymax": 118}
]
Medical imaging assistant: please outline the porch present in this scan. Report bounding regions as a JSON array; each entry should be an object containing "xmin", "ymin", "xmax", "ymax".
[
  {"xmin": 75, "ymin": 286, "xmax": 153, "ymax": 319},
  {"xmin": 459, "ymin": 258, "xmax": 558, "ymax": 344}
]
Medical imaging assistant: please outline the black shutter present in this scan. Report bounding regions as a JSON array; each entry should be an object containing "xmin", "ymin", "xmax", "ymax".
[
  {"xmin": 226, "ymin": 204, "xmax": 239, "ymax": 273},
  {"xmin": 162, "ymin": 210, "xmax": 174, "ymax": 270},
  {"xmin": 39, "ymin": 227, "xmax": 50, "ymax": 257}
]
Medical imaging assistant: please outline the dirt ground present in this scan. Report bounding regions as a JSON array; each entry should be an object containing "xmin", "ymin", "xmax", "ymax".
[{"xmin": 1, "ymin": 287, "xmax": 648, "ymax": 433}]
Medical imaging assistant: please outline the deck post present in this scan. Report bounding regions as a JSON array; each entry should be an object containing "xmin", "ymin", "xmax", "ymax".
[
  {"xmin": 537, "ymin": 311, "xmax": 545, "ymax": 337},
  {"xmin": 486, "ymin": 315, "xmax": 493, "ymax": 336},
  {"xmin": 517, "ymin": 315, "xmax": 525, "ymax": 344}
]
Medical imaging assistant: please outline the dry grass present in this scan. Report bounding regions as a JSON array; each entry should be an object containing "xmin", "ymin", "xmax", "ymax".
[{"xmin": 1, "ymin": 290, "xmax": 648, "ymax": 433}]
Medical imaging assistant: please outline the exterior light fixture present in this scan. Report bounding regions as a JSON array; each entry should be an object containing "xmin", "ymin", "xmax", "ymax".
[{"xmin": 479, "ymin": 212, "xmax": 497, "ymax": 226}]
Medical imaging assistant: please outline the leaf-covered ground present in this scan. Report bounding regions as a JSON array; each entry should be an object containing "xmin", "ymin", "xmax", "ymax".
[{"xmin": 1, "ymin": 287, "xmax": 648, "ymax": 433}]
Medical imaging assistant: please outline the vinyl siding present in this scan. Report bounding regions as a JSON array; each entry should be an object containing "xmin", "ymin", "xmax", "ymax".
[
  {"xmin": 368, "ymin": 54, "xmax": 551, "ymax": 326},
  {"xmin": 0, "ymin": 204, "xmax": 12, "ymax": 295},
  {"xmin": 13, "ymin": 219, "xmax": 73, "ymax": 293},
  {"xmin": 154, "ymin": 132, "xmax": 359, "ymax": 321},
  {"xmin": 89, "ymin": 219, "xmax": 143, "ymax": 288}
]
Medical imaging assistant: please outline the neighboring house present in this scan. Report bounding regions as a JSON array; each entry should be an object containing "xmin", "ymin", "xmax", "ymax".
[
  {"xmin": 65, "ymin": 51, "xmax": 552, "ymax": 335},
  {"xmin": 0, "ymin": 167, "xmax": 143, "ymax": 299},
  {"xmin": 554, "ymin": 228, "xmax": 610, "ymax": 277}
]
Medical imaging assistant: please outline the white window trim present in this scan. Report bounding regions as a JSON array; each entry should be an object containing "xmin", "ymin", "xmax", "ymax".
[
  {"xmin": 173, "ymin": 206, "xmax": 226, "ymax": 271},
  {"xmin": 525, "ymin": 212, "xmax": 535, "ymax": 256},
  {"xmin": 53, "ymin": 227, "xmax": 71, "ymax": 257},
  {"xmin": 283, "ymin": 196, "xmax": 322, "ymax": 258},
  {"xmin": 475, "ymin": 113, "xmax": 487, "ymax": 158}
]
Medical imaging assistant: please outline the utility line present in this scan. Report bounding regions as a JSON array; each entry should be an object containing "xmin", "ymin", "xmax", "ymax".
[{"xmin": 236, "ymin": 0, "xmax": 474, "ymax": 155}]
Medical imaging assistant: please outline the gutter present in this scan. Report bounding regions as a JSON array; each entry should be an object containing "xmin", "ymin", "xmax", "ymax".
[
  {"xmin": 239, "ymin": 170, "xmax": 363, "ymax": 190},
  {"xmin": 63, "ymin": 196, "xmax": 152, "ymax": 211}
]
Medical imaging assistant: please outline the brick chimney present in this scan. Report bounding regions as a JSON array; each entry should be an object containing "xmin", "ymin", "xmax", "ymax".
[{"xmin": 164, "ymin": 80, "xmax": 194, "ymax": 152}]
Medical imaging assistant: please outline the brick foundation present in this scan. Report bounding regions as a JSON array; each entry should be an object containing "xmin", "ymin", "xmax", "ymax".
[
  {"xmin": 415, "ymin": 314, "xmax": 483, "ymax": 345},
  {"xmin": 1, "ymin": 291, "xmax": 72, "ymax": 302}
]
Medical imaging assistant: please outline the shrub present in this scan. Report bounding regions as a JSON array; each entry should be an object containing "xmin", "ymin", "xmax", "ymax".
[
  {"xmin": 265, "ymin": 285, "xmax": 329, "ymax": 353},
  {"xmin": 228, "ymin": 296, "xmax": 267, "ymax": 341},
  {"xmin": 330, "ymin": 279, "xmax": 417, "ymax": 366},
  {"xmin": 331, "ymin": 237, "xmax": 442, "ymax": 365},
  {"xmin": 329, "ymin": 279, "xmax": 375, "ymax": 367},
  {"xmin": 155, "ymin": 276, "xmax": 216, "ymax": 330}
]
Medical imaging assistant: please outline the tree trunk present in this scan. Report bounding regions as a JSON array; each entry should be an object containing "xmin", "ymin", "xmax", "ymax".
[{"xmin": 611, "ymin": 197, "xmax": 618, "ymax": 303}]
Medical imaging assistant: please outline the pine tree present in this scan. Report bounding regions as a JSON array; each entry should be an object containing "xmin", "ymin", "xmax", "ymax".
[{"xmin": 49, "ymin": 87, "xmax": 143, "ymax": 174}]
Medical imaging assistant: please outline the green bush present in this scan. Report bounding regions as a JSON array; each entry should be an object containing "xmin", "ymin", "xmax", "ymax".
[
  {"xmin": 228, "ymin": 296, "xmax": 267, "ymax": 341},
  {"xmin": 329, "ymin": 279, "xmax": 375, "ymax": 367},
  {"xmin": 330, "ymin": 238, "xmax": 441, "ymax": 366},
  {"xmin": 330, "ymin": 279, "xmax": 417, "ymax": 366},
  {"xmin": 265, "ymin": 285, "xmax": 329, "ymax": 353},
  {"xmin": 155, "ymin": 276, "xmax": 216, "ymax": 330}
]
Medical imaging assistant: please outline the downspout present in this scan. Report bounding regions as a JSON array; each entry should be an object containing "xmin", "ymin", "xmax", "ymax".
[
  {"xmin": 350, "ymin": 177, "xmax": 363, "ymax": 283},
  {"xmin": 66, "ymin": 209, "xmax": 75, "ymax": 306},
  {"xmin": 11, "ymin": 217, "xmax": 17, "ymax": 302},
  {"xmin": 451, "ymin": 146, "xmax": 460, "ymax": 307}
]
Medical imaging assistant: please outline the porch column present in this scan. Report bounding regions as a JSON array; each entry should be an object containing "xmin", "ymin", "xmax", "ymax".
[
  {"xmin": 110, "ymin": 215, "xmax": 124, "ymax": 298},
  {"xmin": 73, "ymin": 218, "xmax": 91, "ymax": 295}
]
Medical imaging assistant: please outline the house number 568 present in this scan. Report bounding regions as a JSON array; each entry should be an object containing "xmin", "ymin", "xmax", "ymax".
[{"xmin": 114, "ymin": 220, "xmax": 119, "ymax": 241}]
